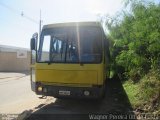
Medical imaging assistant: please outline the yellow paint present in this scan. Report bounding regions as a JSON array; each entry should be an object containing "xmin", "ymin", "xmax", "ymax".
[{"xmin": 35, "ymin": 63, "xmax": 104, "ymax": 87}]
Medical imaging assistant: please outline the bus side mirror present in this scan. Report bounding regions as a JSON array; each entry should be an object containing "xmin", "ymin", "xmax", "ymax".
[
  {"xmin": 30, "ymin": 33, "xmax": 38, "ymax": 50},
  {"xmin": 30, "ymin": 38, "xmax": 36, "ymax": 50}
]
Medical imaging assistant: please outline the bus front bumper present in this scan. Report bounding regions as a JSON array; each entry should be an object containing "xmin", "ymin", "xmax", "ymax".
[{"xmin": 31, "ymin": 82, "xmax": 104, "ymax": 99}]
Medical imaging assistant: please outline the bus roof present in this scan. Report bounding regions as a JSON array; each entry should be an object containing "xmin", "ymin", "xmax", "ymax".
[{"xmin": 43, "ymin": 21, "xmax": 102, "ymax": 29}]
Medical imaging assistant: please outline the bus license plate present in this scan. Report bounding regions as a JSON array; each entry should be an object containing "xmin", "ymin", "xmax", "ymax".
[{"xmin": 59, "ymin": 90, "xmax": 70, "ymax": 96}]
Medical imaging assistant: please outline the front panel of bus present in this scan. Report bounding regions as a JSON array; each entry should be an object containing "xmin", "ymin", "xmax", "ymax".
[{"xmin": 31, "ymin": 24, "xmax": 107, "ymax": 98}]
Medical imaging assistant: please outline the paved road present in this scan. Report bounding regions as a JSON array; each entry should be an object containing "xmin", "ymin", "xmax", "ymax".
[{"xmin": 0, "ymin": 72, "xmax": 51, "ymax": 114}]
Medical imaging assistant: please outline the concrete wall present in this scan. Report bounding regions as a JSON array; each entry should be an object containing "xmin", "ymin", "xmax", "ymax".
[{"xmin": 0, "ymin": 52, "xmax": 30, "ymax": 72}]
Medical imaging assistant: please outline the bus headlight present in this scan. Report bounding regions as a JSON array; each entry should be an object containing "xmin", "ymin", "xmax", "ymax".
[
  {"xmin": 84, "ymin": 91, "xmax": 90, "ymax": 96},
  {"xmin": 38, "ymin": 86, "xmax": 43, "ymax": 92}
]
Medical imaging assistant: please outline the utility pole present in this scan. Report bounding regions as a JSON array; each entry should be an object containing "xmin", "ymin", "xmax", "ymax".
[{"xmin": 39, "ymin": 9, "xmax": 42, "ymax": 40}]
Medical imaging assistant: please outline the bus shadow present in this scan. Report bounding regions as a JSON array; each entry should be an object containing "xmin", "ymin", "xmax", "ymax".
[{"xmin": 24, "ymin": 76, "xmax": 135, "ymax": 120}]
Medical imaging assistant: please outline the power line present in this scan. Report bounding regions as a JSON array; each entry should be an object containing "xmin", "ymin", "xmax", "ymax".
[
  {"xmin": 0, "ymin": 2, "xmax": 19, "ymax": 14},
  {"xmin": 21, "ymin": 11, "xmax": 38, "ymax": 24},
  {"xmin": 0, "ymin": 2, "xmax": 38, "ymax": 24}
]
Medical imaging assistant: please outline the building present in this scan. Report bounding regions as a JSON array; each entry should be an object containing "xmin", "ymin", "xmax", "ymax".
[{"xmin": 0, "ymin": 45, "xmax": 30, "ymax": 72}]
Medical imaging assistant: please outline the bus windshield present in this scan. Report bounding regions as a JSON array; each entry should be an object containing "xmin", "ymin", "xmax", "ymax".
[{"xmin": 38, "ymin": 26, "xmax": 102, "ymax": 63}]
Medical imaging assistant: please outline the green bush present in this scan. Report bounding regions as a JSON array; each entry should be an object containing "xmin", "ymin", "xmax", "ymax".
[{"xmin": 105, "ymin": 0, "xmax": 160, "ymax": 80}]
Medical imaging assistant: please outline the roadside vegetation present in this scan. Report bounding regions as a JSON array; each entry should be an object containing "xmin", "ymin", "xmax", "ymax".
[{"xmin": 103, "ymin": 0, "xmax": 160, "ymax": 113}]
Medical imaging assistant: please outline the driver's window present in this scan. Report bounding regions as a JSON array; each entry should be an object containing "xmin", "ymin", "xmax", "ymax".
[{"xmin": 41, "ymin": 35, "xmax": 51, "ymax": 61}]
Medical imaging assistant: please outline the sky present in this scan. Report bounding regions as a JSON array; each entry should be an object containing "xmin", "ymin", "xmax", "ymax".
[
  {"xmin": 0, "ymin": 0, "xmax": 159, "ymax": 48},
  {"xmin": 0, "ymin": 0, "xmax": 125, "ymax": 48}
]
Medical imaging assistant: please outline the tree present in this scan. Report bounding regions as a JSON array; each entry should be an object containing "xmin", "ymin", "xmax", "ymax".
[{"xmin": 104, "ymin": 0, "xmax": 160, "ymax": 81}]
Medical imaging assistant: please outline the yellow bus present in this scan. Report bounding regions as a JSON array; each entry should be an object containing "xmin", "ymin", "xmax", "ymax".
[{"xmin": 30, "ymin": 22, "xmax": 110, "ymax": 99}]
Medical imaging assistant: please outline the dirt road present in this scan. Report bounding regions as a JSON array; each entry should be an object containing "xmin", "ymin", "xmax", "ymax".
[
  {"xmin": 0, "ymin": 72, "xmax": 135, "ymax": 120},
  {"xmin": 24, "ymin": 76, "xmax": 134, "ymax": 120}
]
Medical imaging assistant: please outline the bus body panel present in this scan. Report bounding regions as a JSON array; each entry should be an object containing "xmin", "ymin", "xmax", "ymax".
[
  {"xmin": 35, "ymin": 63, "xmax": 104, "ymax": 86},
  {"xmin": 36, "ymin": 70, "xmax": 97, "ymax": 85}
]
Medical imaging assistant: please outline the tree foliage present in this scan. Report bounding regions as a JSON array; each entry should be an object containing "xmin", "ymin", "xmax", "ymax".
[{"xmin": 105, "ymin": 0, "xmax": 160, "ymax": 81}]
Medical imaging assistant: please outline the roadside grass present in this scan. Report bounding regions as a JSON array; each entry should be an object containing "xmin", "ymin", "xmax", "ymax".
[
  {"xmin": 123, "ymin": 80, "xmax": 141, "ymax": 108},
  {"xmin": 123, "ymin": 69, "xmax": 160, "ymax": 114},
  {"xmin": 109, "ymin": 70, "xmax": 115, "ymax": 78}
]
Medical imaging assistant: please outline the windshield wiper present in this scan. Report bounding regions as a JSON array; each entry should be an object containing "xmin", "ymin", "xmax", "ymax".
[{"xmin": 44, "ymin": 61, "xmax": 52, "ymax": 65}]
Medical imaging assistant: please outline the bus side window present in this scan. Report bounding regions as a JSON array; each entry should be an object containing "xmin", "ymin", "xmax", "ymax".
[{"xmin": 104, "ymin": 38, "xmax": 110, "ymax": 63}]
